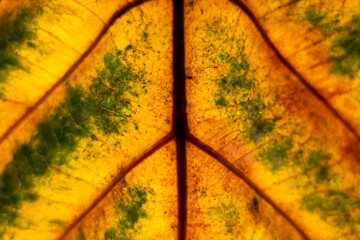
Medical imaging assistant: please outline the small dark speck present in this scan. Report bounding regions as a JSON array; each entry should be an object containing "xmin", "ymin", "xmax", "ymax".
[
  {"xmin": 252, "ymin": 197, "xmax": 259, "ymax": 212},
  {"xmin": 187, "ymin": 76, "xmax": 192, "ymax": 79}
]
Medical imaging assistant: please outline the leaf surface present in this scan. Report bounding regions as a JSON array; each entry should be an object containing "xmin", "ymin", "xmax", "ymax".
[{"xmin": 1, "ymin": 0, "xmax": 360, "ymax": 239}]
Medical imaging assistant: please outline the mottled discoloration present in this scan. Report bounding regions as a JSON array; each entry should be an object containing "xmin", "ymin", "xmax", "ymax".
[
  {"xmin": 212, "ymin": 35, "xmax": 276, "ymax": 144},
  {"xmin": 0, "ymin": 47, "xmax": 147, "ymax": 235},
  {"xmin": 186, "ymin": 0, "xmax": 360, "ymax": 237},
  {"xmin": 0, "ymin": 1, "xmax": 44, "ymax": 94},
  {"xmin": 303, "ymin": 191, "xmax": 360, "ymax": 228},
  {"xmin": 104, "ymin": 185, "xmax": 151, "ymax": 240},
  {"xmin": 186, "ymin": 143, "xmax": 304, "ymax": 240},
  {"xmin": 0, "ymin": 0, "xmax": 174, "ymax": 239},
  {"xmin": 301, "ymin": 8, "xmax": 360, "ymax": 79}
]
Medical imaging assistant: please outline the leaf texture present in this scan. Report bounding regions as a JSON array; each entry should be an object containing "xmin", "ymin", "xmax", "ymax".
[{"xmin": 0, "ymin": 0, "xmax": 360, "ymax": 239}]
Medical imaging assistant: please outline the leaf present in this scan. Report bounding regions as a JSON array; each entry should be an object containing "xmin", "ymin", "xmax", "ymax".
[{"xmin": 0, "ymin": 0, "xmax": 360, "ymax": 239}]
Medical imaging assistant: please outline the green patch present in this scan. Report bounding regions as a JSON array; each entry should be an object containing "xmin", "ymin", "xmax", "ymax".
[
  {"xmin": 215, "ymin": 56, "xmax": 255, "ymax": 93},
  {"xmin": 87, "ymin": 49, "xmax": 146, "ymax": 134},
  {"xmin": 247, "ymin": 119, "xmax": 275, "ymax": 143},
  {"xmin": 329, "ymin": 177, "xmax": 343, "ymax": 190},
  {"xmin": 307, "ymin": 150, "xmax": 331, "ymax": 167},
  {"xmin": 49, "ymin": 219, "xmax": 65, "ymax": 226},
  {"xmin": 210, "ymin": 201, "xmax": 240, "ymax": 235},
  {"xmin": 205, "ymin": 19, "xmax": 223, "ymax": 36},
  {"xmin": 330, "ymin": 14, "xmax": 360, "ymax": 79},
  {"xmin": 302, "ymin": 9, "xmax": 339, "ymax": 34},
  {"xmin": 0, "ymin": 48, "xmax": 147, "ymax": 230},
  {"xmin": 303, "ymin": 191, "xmax": 360, "ymax": 227},
  {"xmin": 0, "ymin": 89, "xmax": 85, "ymax": 227},
  {"xmin": 76, "ymin": 230, "xmax": 86, "ymax": 240},
  {"xmin": 104, "ymin": 186, "xmax": 152, "ymax": 240},
  {"xmin": 0, "ymin": 2, "xmax": 44, "ymax": 94},
  {"xmin": 213, "ymin": 38, "xmax": 276, "ymax": 143},
  {"xmin": 142, "ymin": 32, "xmax": 148, "ymax": 41},
  {"xmin": 315, "ymin": 166, "xmax": 329, "ymax": 182},
  {"xmin": 125, "ymin": 44, "xmax": 132, "ymax": 51},
  {"xmin": 304, "ymin": 9, "xmax": 325, "ymax": 26},
  {"xmin": 256, "ymin": 138, "xmax": 295, "ymax": 171},
  {"xmin": 243, "ymin": 95, "xmax": 276, "ymax": 143},
  {"xmin": 215, "ymin": 95, "xmax": 227, "ymax": 106},
  {"xmin": 302, "ymin": 8, "xmax": 360, "ymax": 78}
]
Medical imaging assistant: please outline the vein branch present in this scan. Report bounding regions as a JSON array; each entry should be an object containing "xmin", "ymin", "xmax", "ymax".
[
  {"xmin": 185, "ymin": 132, "xmax": 310, "ymax": 240},
  {"xmin": 57, "ymin": 131, "xmax": 175, "ymax": 240}
]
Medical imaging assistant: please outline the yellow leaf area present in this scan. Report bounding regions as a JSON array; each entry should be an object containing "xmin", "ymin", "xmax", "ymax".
[
  {"xmin": 187, "ymin": 143, "xmax": 303, "ymax": 240},
  {"xmin": 240, "ymin": 0, "xmax": 360, "ymax": 135},
  {"xmin": 186, "ymin": 0, "xmax": 360, "ymax": 239},
  {"xmin": 64, "ymin": 141, "xmax": 177, "ymax": 240},
  {"xmin": 0, "ymin": 0, "xmax": 136, "ymax": 137},
  {"xmin": 0, "ymin": 0, "xmax": 172, "ymax": 239}
]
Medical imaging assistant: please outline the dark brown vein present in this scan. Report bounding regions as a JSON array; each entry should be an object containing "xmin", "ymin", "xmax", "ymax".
[
  {"xmin": 262, "ymin": 0, "xmax": 301, "ymax": 17},
  {"xmin": 173, "ymin": 0, "xmax": 187, "ymax": 238}
]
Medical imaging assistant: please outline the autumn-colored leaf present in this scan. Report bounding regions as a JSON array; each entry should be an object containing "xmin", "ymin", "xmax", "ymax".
[{"xmin": 0, "ymin": 0, "xmax": 360, "ymax": 239}]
